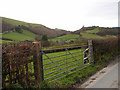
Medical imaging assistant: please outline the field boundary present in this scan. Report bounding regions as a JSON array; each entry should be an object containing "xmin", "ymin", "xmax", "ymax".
[{"xmin": 2, "ymin": 40, "xmax": 94, "ymax": 88}]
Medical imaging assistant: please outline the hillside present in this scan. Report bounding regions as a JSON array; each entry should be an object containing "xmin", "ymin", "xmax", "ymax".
[
  {"xmin": 1, "ymin": 17, "xmax": 119, "ymax": 44},
  {"xmin": 2, "ymin": 17, "xmax": 70, "ymax": 39},
  {"xmin": 2, "ymin": 29, "xmax": 36, "ymax": 41},
  {"xmin": 49, "ymin": 27, "xmax": 118, "ymax": 45},
  {"xmin": 49, "ymin": 34, "xmax": 80, "ymax": 42},
  {"xmin": 73, "ymin": 26, "xmax": 119, "ymax": 36}
]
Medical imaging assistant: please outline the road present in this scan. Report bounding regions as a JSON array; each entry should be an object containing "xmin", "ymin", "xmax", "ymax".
[
  {"xmin": 78, "ymin": 55, "xmax": 120, "ymax": 89},
  {"xmin": 87, "ymin": 62, "xmax": 119, "ymax": 88}
]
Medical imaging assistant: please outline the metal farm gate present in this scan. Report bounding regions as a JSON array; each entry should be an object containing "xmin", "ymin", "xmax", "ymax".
[{"xmin": 40, "ymin": 40, "xmax": 94, "ymax": 82}]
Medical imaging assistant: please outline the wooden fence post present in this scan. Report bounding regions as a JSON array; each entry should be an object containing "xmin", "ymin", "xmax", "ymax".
[
  {"xmin": 33, "ymin": 42, "xmax": 44, "ymax": 83},
  {"xmin": 88, "ymin": 40, "xmax": 94, "ymax": 63}
]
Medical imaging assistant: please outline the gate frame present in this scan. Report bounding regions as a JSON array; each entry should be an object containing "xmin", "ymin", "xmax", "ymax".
[{"xmin": 33, "ymin": 40, "xmax": 93, "ymax": 83}]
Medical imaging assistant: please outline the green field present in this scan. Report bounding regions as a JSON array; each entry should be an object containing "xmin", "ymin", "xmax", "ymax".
[
  {"xmin": 49, "ymin": 28, "xmax": 116, "ymax": 43},
  {"xmin": 81, "ymin": 32, "xmax": 103, "ymax": 39},
  {"xmin": 49, "ymin": 34, "xmax": 80, "ymax": 42},
  {"xmin": 86, "ymin": 28, "xmax": 99, "ymax": 34},
  {"xmin": 105, "ymin": 35, "xmax": 117, "ymax": 38},
  {"xmin": 79, "ymin": 28, "xmax": 103, "ymax": 39},
  {"xmin": 49, "ymin": 28, "xmax": 102, "ymax": 43},
  {"xmin": 49, "ymin": 27, "xmax": 116, "ymax": 43},
  {"xmin": 2, "ymin": 30, "xmax": 36, "ymax": 41},
  {"xmin": 43, "ymin": 49, "xmax": 85, "ymax": 81},
  {"xmin": 2, "ymin": 40, "xmax": 12, "ymax": 43},
  {"xmin": 43, "ymin": 43, "xmax": 85, "ymax": 50}
]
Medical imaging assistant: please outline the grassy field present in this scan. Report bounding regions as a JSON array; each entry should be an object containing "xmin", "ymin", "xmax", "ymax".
[
  {"xmin": 49, "ymin": 28, "xmax": 102, "ymax": 43},
  {"xmin": 43, "ymin": 48, "xmax": 85, "ymax": 81},
  {"xmin": 105, "ymin": 35, "xmax": 117, "ymax": 38},
  {"xmin": 49, "ymin": 29, "xmax": 116, "ymax": 43},
  {"xmin": 49, "ymin": 34, "xmax": 80, "ymax": 42},
  {"xmin": 26, "ymin": 48, "xmax": 86, "ymax": 82},
  {"xmin": 43, "ymin": 43, "xmax": 85, "ymax": 50},
  {"xmin": 48, "ymin": 64, "xmax": 99, "ymax": 88},
  {"xmin": 86, "ymin": 28, "xmax": 99, "ymax": 34},
  {"xmin": 2, "ymin": 40, "xmax": 13, "ymax": 43},
  {"xmin": 82, "ymin": 28, "xmax": 117, "ymax": 39},
  {"xmin": 81, "ymin": 32, "xmax": 103, "ymax": 39},
  {"xmin": 2, "ymin": 30, "xmax": 36, "ymax": 41}
]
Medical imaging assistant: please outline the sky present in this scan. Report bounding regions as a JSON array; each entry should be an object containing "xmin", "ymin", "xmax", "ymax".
[{"xmin": 0, "ymin": 0, "xmax": 119, "ymax": 31}]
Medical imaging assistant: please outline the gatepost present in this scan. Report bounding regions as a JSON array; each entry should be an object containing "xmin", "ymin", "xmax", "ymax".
[{"xmin": 88, "ymin": 40, "xmax": 94, "ymax": 63}]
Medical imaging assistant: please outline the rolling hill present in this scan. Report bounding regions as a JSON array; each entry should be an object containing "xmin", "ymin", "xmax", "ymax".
[
  {"xmin": 1, "ymin": 17, "xmax": 119, "ymax": 44},
  {"xmin": 2, "ymin": 17, "xmax": 70, "ymax": 39},
  {"xmin": 49, "ymin": 27, "xmax": 118, "ymax": 44},
  {"xmin": 73, "ymin": 26, "xmax": 119, "ymax": 36}
]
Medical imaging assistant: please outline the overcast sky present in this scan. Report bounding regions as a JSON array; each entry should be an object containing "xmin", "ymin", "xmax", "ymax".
[{"xmin": 0, "ymin": 0, "xmax": 119, "ymax": 31}]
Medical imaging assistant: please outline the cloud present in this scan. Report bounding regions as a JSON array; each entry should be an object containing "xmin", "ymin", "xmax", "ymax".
[{"xmin": 0, "ymin": 0, "xmax": 119, "ymax": 31}]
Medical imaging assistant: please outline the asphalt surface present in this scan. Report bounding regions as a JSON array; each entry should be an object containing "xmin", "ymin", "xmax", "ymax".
[
  {"xmin": 86, "ymin": 62, "xmax": 119, "ymax": 88},
  {"xmin": 77, "ymin": 55, "xmax": 120, "ymax": 89}
]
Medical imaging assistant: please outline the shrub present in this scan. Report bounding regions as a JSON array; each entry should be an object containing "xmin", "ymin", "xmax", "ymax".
[
  {"xmin": 15, "ymin": 25, "xmax": 23, "ymax": 33},
  {"xmin": 42, "ymin": 35, "xmax": 48, "ymax": 41},
  {"xmin": 41, "ymin": 40, "xmax": 50, "ymax": 47},
  {"xmin": 35, "ymin": 35, "xmax": 42, "ymax": 41},
  {"xmin": 92, "ymin": 37, "xmax": 119, "ymax": 65},
  {"xmin": 32, "ymin": 81, "xmax": 50, "ymax": 88},
  {"xmin": 9, "ymin": 83, "xmax": 23, "ymax": 88}
]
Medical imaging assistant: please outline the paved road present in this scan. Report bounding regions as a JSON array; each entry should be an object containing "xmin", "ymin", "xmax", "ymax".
[{"xmin": 86, "ymin": 61, "xmax": 119, "ymax": 88}]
